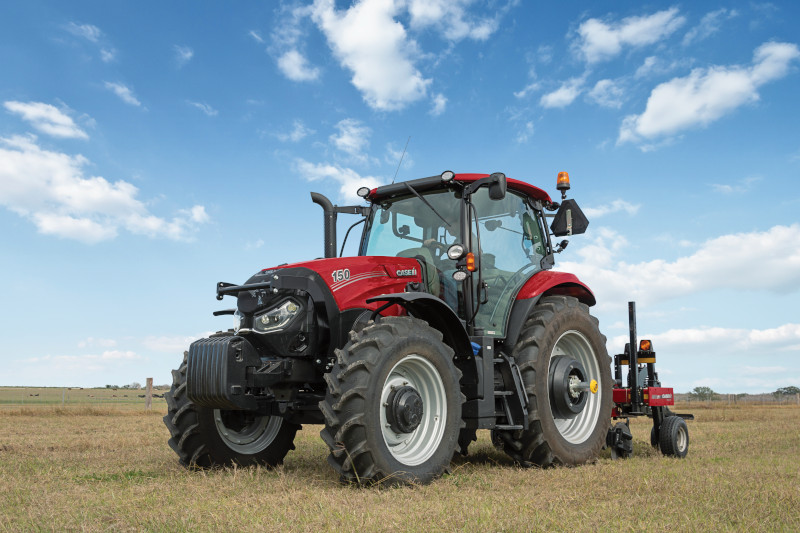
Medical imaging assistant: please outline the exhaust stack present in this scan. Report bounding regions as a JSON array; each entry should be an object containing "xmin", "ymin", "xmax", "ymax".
[{"xmin": 310, "ymin": 192, "xmax": 337, "ymax": 258}]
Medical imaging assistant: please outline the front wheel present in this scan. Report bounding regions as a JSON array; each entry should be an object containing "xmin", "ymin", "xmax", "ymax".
[
  {"xmin": 498, "ymin": 296, "xmax": 612, "ymax": 466},
  {"xmin": 319, "ymin": 316, "xmax": 464, "ymax": 485},
  {"xmin": 163, "ymin": 351, "xmax": 299, "ymax": 467}
]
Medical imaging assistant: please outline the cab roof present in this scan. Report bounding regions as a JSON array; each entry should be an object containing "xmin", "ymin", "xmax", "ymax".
[{"xmin": 368, "ymin": 173, "xmax": 552, "ymax": 204}]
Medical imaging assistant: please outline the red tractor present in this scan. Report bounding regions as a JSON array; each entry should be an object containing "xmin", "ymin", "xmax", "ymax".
[{"xmin": 164, "ymin": 170, "xmax": 688, "ymax": 485}]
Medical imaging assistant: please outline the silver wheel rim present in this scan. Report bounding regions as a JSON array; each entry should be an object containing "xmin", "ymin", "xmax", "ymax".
[
  {"xmin": 676, "ymin": 424, "xmax": 688, "ymax": 453},
  {"xmin": 550, "ymin": 330, "xmax": 601, "ymax": 444},
  {"xmin": 380, "ymin": 355, "xmax": 447, "ymax": 466},
  {"xmin": 213, "ymin": 410, "xmax": 283, "ymax": 454}
]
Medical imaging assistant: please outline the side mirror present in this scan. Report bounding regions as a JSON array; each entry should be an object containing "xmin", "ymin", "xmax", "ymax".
[
  {"xmin": 488, "ymin": 172, "xmax": 507, "ymax": 200},
  {"xmin": 550, "ymin": 199, "xmax": 589, "ymax": 236}
]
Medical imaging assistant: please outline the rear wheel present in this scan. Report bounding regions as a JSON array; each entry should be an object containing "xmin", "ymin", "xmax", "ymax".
[
  {"xmin": 499, "ymin": 296, "xmax": 612, "ymax": 466},
  {"xmin": 319, "ymin": 316, "xmax": 464, "ymax": 485},
  {"xmin": 163, "ymin": 351, "xmax": 299, "ymax": 467}
]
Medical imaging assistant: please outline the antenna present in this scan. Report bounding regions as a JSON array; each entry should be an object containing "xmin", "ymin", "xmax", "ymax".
[{"xmin": 391, "ymin": 136, "xmax": 410, "ymax": 184}]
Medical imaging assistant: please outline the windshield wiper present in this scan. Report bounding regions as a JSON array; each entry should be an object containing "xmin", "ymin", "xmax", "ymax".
[{"xmin": 404, "ymin": 182, "xmax": 453, "ymax": 228}]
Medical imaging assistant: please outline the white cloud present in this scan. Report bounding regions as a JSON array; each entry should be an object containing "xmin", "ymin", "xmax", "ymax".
[
  {"xmin": 142, "ymin": 335, "xmax": 202, "ymax": 353},
  {"xmin": 78, "ymin": 337, "xmax": 118, "ymax": 349},
  {"xmin": 310, "ymin": 0, "xmax": 430, "ymax": 111},
  {"xmin": 0, "ymin": 135, "xmax": 209, "ymax": 243},
  {"xmin": 249, "ymin": 30, "xmax": 265, "ymax": 44},
  {"xmin": 65, "ymin": 22, "xmax": 116, "ymax": 62},
  {"xmin": 65, "ymin": 22, "xmax": 102, "ymax": 43},
  {"xmin": 619, "ymin": 42, "xmax": 800, "ymax": 146},
  {"xmin": 575, "ymin": 8, "xmax": 686, "ymax": 63},
  {"xmin": 407, "ymin": 0, "xmax": 499, "ymax": 41},
  {"xmin": 540, "ymin": 76, "xmax": 585, "ymax": 108},
  {"xmin": 514, "ymin": 81, "xmax": 540, "ymax": 99},
  {"xmin": 537, "ymin": 44, "xmax": 553, "ymax": 64},
  {"xmin": 277, "ymin": 49, "xmax": 321, "ymax": 81},
  {"xmin": 711, "ymin": 176, "xmax": 762, "ymax": 194},
  {"xmin": 104, "ymin": 82, "xmax": 142, "ymax": 107},
  {"xmin": 515, "ymin": 121, "xmax": 534, "ymax": 144},
  {"xmin": 4, "ymin": 101, "xmax": 88, "ymax": 139},
  {"xmin": 294, "ymin": 158, "xmax": 384, "ymax": 202},
  {"xmin": 277, "ymin": 119, "xmax": 315, "ymax": 142},
  {"xmin": 559, "ymin": 224, "xmax": 800, "ymax": 307},
  {"xmin": 245, "ymin": 239, "xmax": 265, "ymax": 250},
  {"xmin": 682, "ymin": 8, "xmax": 738, "ymax": 47},
  {"xmin": 174, "ymin": 45, "xmax": 194, "ymax": 66},
  {"xmin": 583, "ymin": 199, "xmax": 640, "ymax": 218},
  {"xmin": 330, "ymin": 118, "xmax": 371, "ymax": 158},
  {"xmin": 611, "ymin": 324, "xmax": 800, "ymax": 355},
  {"xmin": 430, "ymin": 93, "xmax": 447, "ymax": 116},
  {"xmin": 587, "ymin": 79, "xmax": 625, "ymax": 108},
  {"xmin": 269, "ymin": 4, "xmax": 321, "ymax": 83},
  {"xmin": 633, "ymin": 56, "xmax": 692, "ymax": 79},
  {"xmin": 384, "ymin": 142, "xmax": 414, "ymax": 169},
  {"xmin": 100, "ymin": 48, "xmax": 116, "ymax": 62},
  {"xmin": 187, "ymin": 101, "xmax": 218, "ymax": 116}
]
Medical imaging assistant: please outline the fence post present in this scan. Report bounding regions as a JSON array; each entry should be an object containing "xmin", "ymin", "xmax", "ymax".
[
  {"xmin": 796, "ymin": 393, "xmax": 799, "ymax": 406},
  {"xmin": 146, "ymin": 378, "xmax": 153, "ymax": 410},
  {"xmin": 62, "ymin": 388, "xmax": 65, "ymax": 406}
]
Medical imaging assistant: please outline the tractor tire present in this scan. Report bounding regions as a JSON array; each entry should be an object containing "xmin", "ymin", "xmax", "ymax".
[
  {"xmin": 659, "ymin": 415, "xmax": 689, "ymax": 458},
  {"xmin": 500, "ymin": 295, "xmax": 612, "ymax": 467},
  {"xmin": 650, "ymin": 425, "xmax": 659, "ymax": 448},
  {"xmin": 163, "ymin": 351, "xmax": 299, "ymax": 468},
  {"xmin": 319, "ymin": 316, "xmax": 464, "ymax": 486}
]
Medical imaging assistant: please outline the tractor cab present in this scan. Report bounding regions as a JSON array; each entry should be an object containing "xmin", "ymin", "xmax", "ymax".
[{"xmin": 358, "ymin": 172, "xmax": 570, "ymax": 337}]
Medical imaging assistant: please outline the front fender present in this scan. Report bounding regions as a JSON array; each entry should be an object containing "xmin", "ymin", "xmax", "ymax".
[{"xmin": 365, "ymin": 293, "xmax": 473, "ymax": 358}]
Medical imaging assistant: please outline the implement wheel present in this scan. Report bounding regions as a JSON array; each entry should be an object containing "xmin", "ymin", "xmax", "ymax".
[
  {"xmin": 163, "ymin": 351, "xmax": 299, "ymax": 467},
  {"xmin": 498, "ymin": 296, "xmax": 612, "ymax": 466},
  {"xmin": 319, "ymin": 316, "xmax": 464, "ymax": 486},
  {"xmin": 659, "ymin": 416, "xmax": 689, "ymax": 458}
]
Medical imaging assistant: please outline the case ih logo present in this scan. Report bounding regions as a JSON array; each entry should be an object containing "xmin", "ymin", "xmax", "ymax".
[
  {"xmin": 396, "ymin": 268, "xmax": 418, "ymax": 277},
  {"xmin": 651, "ymin": 393, "xmax": 673, "ymax": 400}
]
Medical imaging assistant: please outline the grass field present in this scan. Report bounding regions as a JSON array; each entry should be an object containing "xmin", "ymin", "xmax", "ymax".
[
  {"xmin": 1, "ymin": 401, "xmax": 798, "ymax": 532},
  {"xmin": 0, "ymin": 386, "xmax": 167, "ymax": 409}
]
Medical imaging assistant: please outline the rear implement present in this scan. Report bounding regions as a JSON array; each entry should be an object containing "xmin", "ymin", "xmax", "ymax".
[{"xmin": 606, "ymin": 301, "xmax": 693, "ymax": 459}]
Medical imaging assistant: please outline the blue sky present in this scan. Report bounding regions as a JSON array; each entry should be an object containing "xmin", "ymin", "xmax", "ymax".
[{"xmin": 1, "ymin": 1, "xmax": 799, "ymax": 393}]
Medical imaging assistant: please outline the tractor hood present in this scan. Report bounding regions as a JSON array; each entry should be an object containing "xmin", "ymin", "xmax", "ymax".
[{"xmin": 243, "ymin": 256, "xmax": 424, "ymax": 313}]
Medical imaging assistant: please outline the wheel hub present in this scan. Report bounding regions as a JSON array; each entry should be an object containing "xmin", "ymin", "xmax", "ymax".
[
  {"xmin": 549, "ymin": 356, "xmax": 589, "ymax": 419},
  {"xmin": 386, "ymin": 385, "xmax": 424, "ymax": 434}
]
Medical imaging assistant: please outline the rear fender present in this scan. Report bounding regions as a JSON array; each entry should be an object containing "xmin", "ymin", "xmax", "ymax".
[{"xmin": 503, "ymin": 271, "xmax": 595, "ymax": 352}]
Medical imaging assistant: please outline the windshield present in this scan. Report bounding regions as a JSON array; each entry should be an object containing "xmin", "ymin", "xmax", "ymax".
[
  {"xmin": 362, "ymin": 189, "xmax": 461, "ymax": 308},
  {"xmin": 361, "ymin": 186, "xmax": 546, "ymax": 337}
]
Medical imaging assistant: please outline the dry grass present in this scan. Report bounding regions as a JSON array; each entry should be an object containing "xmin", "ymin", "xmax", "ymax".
[
  {"xmin": 1, "ymin": 403, "xmax": 799, "ymax": 532},
  {"xmin": 0, "ymin": 386, "xmax": 166, "ymax": 411}
]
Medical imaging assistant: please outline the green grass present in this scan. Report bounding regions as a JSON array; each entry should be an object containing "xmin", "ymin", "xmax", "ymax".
[{"xmin": 1, "ymin": 404, "xmax": 798, "ymax": 532}]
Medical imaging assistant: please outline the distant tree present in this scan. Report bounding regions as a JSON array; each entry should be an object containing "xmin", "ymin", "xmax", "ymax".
[
  {"xmin": 773, "ymin": 386, "xmax": 800, "ymax": 398},
  {"xmin": 105, "ymin": 385, "xmax": 112, "ymax": 389},
  {"xmin": 688, "ymin": 386, "xmax": 717, "ymax": 402}
]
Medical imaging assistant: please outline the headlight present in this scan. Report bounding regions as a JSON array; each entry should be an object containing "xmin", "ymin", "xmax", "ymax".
[
  {"xmin": 233, "ymin": 309, "xmax": 243, "ymax": 333},
  {"xmin": 253, "ymin": 300, "xmax": 302, "ymax": 333}
]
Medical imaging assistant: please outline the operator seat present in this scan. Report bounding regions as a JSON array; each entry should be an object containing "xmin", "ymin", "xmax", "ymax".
[{"xmin": 397, "ymin": 246, "xmax": 441, "ymax": 297}]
